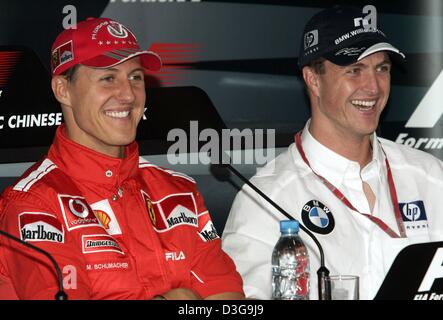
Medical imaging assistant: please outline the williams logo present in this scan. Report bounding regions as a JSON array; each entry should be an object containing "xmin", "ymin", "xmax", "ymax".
[
  {"xmin": 301, "ymin": 200, "xmax": 335, "ymax": 235},
  {"xmin": 19, "ymin": 212, "xmax": 64, "ymax": 243},
  {"xmin": 335, "ymin": 47, "xmax": 366, "ymax": 56}
]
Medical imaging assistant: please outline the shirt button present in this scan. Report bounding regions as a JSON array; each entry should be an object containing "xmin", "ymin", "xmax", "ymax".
[{"xmin": 105, "ymin": 170, "xmax": 113, "ymax": 177}]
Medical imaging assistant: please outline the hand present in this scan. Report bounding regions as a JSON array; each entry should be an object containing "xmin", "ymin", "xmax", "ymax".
[{"xmin": 154, "ymin": 288, "xmax": 202, "ymax": 300}]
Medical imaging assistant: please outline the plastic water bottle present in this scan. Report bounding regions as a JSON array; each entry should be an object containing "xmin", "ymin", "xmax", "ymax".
[{"xmin": 272, "ymin": 220, "xmax": 310, "ymax": 300}]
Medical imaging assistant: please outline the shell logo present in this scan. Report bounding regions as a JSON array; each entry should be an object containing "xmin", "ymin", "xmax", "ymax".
[{"xmin": 94, "ymin": 210, "xmax": 111, "ymax": 229}]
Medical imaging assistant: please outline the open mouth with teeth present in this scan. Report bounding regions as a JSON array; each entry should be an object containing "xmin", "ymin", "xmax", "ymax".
[
  {"xmin": 351, "ymin": 100, "xmax": 377, "ymax": 111},
  {"xmin": 105, "ymin": 110, "xmax": 131, "ymax": 119}
]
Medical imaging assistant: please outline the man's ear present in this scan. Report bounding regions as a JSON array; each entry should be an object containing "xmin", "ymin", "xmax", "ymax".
[
  {"xmin": 302, "ymin": 66, "xmax": 321, "ymax": 98},
  {"xmin": 51, "ymin": 75, "xmax": 71, "ymax": 107}
]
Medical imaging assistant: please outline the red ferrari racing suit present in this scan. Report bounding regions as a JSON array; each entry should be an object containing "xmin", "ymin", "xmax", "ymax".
[{"xmin": 0, "ymin": 125, "xmax": 243, "ymax": 299}]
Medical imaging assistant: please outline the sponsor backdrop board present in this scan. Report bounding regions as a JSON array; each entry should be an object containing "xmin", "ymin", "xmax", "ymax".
[{"xmin": 0, "ymin": 0, "xmax": 441, "ymax": 160}]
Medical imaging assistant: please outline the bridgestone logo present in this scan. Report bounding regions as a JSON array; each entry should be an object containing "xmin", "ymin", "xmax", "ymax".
[
  {"xmin": 21, "ymin": 225, "xmax": 63, "ymax": 243},
  {"xmin": 86, "ymin": 240, "xmax": 119, "ymax": 249},
  {"xmin": 167, "ymin": 212, "xmax": 197, "ymax": 228},
  {"xmin": 82, "ymin": 234, "xmax": 123, "ymax": 254}
]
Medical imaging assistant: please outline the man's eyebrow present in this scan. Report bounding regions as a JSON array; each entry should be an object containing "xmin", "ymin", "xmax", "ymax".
[
  {"xmin": 345, "ymin": 59, "xmax": 392, "ymax": 69},
  {"xmin": 129, "ymin": 68, "xmax": 145, "ymax": 73},
  {"xmin": 346, "ymin": 62, "xmax": 366, "ymax": 68},
  {"xmin": 376, "ymin": 59, "xmax": 392, "ymax": 67},
  {"xmin": 97, "ymin": 67, "xmax": 145, "ymax": 73}
]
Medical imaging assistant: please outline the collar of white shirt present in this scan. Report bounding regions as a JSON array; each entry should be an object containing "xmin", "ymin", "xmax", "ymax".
[{"xmin": 299, "ymin": 120, "xmax": 385, "ymax": 189}]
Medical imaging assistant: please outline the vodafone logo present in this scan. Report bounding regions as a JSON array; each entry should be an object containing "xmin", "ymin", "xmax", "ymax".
[
  {"xmin": 68, "ymin": 199, "xmax": 89, "ymax": 218},
  {"xmin": 58, "ymin": 194, "xmax": 101, "ymax": 231}
]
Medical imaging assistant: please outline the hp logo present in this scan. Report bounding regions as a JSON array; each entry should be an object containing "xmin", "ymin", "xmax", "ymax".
[{"xmin": 403, "ymin": 203, "xmax": 421, "ymax": 221}]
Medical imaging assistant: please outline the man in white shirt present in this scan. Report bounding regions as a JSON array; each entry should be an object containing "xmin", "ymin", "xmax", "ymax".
[{"xmin": 222, "ymin": 5, "xmax": 443, "ymax": 300}]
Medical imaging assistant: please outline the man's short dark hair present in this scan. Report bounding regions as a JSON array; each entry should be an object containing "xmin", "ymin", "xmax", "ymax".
[
  {"xmin": 62, "ymin": 64, "xmax": 80, "ymax": 82},
  {"xmin": 307, "ymin": 57, "xmax": 326, "ymax": 74}
]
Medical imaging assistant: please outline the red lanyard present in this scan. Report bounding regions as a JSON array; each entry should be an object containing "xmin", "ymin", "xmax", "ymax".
[{"xmin": 295, "ymin": 131, "xmax": 406, "ymax": 238}]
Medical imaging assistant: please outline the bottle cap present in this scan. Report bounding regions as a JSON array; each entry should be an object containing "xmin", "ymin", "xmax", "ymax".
[{"xmin": 280, "ymin": 220, "xmax": 300, "ymax": 234}]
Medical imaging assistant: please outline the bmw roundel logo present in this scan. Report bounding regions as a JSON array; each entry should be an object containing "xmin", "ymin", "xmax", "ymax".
[{"xmin": 301, "ymin": 200, "xmax": 335, "ymax": 234}]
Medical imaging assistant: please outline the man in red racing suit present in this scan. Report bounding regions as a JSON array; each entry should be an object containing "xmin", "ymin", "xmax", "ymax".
[
  {"xmin": 0, "ymin": 17, "xmax": 244, "ymax": 300},
  {"xmin": 0, "ymin": 125, "xmax": 243, "ymax": 299}
]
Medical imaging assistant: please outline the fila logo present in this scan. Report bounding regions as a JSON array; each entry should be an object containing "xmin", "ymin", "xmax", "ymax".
[
  {"xmin": 107, "ymin": 22, "xmax": 128, "ymax": 38},
  {"xmin": 406, "ymin": 69, "xmax": 443, "ymax": 128},
  {"xmin": 418, "ymin": 248, "xmax": 443, "ymax": 293},
  {"xmin": 165, "ymin": 251, "xmax": 186, "ymax": 261}
]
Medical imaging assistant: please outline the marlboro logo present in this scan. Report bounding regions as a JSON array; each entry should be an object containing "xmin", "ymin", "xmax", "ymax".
[
  {"xmin": 19, "ymin": 212, "xmax": 64, "ymax": 243},
  {"xmin": 198, "ymin": 213, "xmax": 219, "ymax": 242},
  {"xmin": 140, "ymin": 191, "xmax": 198, "ymax": 231}
]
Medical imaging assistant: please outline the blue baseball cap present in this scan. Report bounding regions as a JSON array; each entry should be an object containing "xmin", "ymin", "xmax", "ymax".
[{"xmin": 298, "ymin": 6, "xmax": 405, "ymax": 68}]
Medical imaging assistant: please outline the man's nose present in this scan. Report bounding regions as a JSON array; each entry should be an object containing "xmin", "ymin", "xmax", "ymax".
[
  {"xmin": 363, "ymin": 70, "xmax": 381, "ymax": 95},
  {"xmin": 116, "ymin": 79, "xmax": 136, "ymax": 103}
]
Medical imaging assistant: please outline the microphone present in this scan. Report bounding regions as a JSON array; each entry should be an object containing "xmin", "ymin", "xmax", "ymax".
[
  {"xmin": 211, "ymin": 162, "xmax": 331, "ymax": 300},
  {"xmin": 0, "ymin": 229, "xmax": 68, "ymax": 300}
]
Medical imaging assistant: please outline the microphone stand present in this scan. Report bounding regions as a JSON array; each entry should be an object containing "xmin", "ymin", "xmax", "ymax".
[
  {"xmin": 218, "ymin": 162, "xmax": 331, "ymax": 300},
  {"xmin": 0, "ymin": 229, "xmax": 68, "ymax": 300}
]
